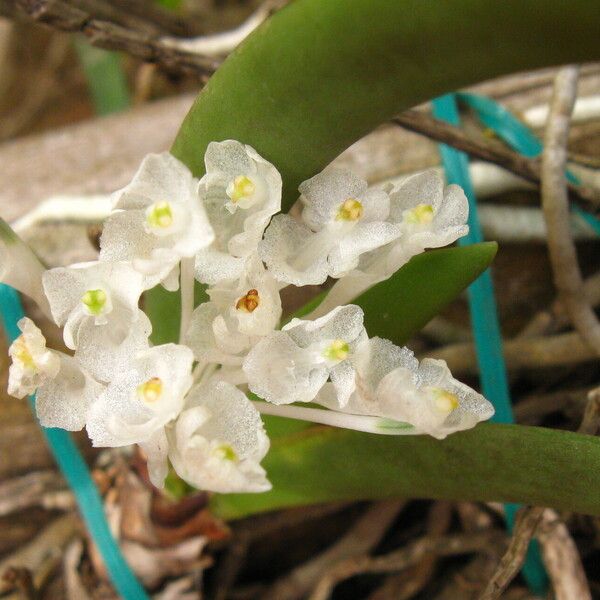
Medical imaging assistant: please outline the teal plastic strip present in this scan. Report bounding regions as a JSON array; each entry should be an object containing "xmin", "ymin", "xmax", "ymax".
[
  {"xmin": 457, "ymin": 92, "xmax": 600, "ymax": 236},
  {"xmin": 432, "ymin": 94, "xmax": 548, "ymax": 594},
  {"xmin": 0, "ymin": 284, "xmax": 149, "ymax": 600}
]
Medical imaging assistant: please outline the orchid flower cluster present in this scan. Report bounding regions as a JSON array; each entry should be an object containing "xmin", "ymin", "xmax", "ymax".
[{"xmin": 2, "ymin": 141, "xmax": 494, "ymax": 494}]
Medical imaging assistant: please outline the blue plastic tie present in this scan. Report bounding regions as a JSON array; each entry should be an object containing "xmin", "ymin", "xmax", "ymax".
[
  {"xmin": 457, "ymin": 92, "xmax": 600, "ymax": 236},
  {"xmin": 432, "ymin": 94, "xmax": 548, "ymax": 595},
  {"xmin": 0, "ymin": 284, "xmax": 149, "ymax": 600}
]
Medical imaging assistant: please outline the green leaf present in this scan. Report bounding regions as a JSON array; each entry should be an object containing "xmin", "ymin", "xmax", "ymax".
[
  {"xmin": 210, "ymin": 423, "xmax": 600, "ymax": 520},
  {"xmin": 144, "ymin": 282, "xmax": 208, "ymax": 345},
  {"xmin": 171, "ymin": 0, "xmax": 599, "ymax": 209},
  {"xmin": 354, "ymin": 242, "xmax": 497, "ymax": 345}
]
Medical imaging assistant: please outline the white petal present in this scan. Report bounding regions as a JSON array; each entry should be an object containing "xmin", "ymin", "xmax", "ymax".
[
  {"xmin": 259, "ymin": 215, "xmax": 329, "ymax": 286},
  {"xmin": 75, "ymin": 310, "xmax": 151, "ymax": 383},
  {"xmin": 195, "ymin": 246, "xmax": 246, "ymax": 285},
  {"xmin": 284, "ymin": 305, "xmax": 366, "ymax": 350},
  {"xmin": 104, "ymin": 152, "xmax": 214, "ymax": 285},
  {"xmin": 86, "ymin": 344, "xmax": 193, "ymax": 447},
  {"xmin": 186, "ymin": 303, "xmax": 246, "ymax": 366},
  {"xmin": 140, "ymin": 429, "xmax": 169, "ymax": 489},
  {"xmin": 197, "ymin": 141, "xmax": 281, "ymax": 286},
  {"xmin": 36, "ymin": 354, "xmax": 104, "ymax": 431},
  {"xmin": 43, "ymin": 261, "xmax": 145, "ymax": 350},
  {"xmin": 243, "ymin": 332, "xmax": 328, "ymax": 405},
  {"xmin": 169, "ymin": 380, "xmax": 270, "ymax": 494},
  {"xmin": 388, "ymin": 170, "xmax": 445, "ymax": 222},
  {"xmin": 300, "ymin": 168, "xmax": 367, "ymax": 231}
]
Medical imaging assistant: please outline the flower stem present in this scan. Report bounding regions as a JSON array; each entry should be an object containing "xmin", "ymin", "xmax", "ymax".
[
  {"xmin": 250, "ymin": 400, "xmax": 414, "ymax": 435},
  {"xmin": 179, "ymin": 257, "xmax": 195, "ymax": 344}
]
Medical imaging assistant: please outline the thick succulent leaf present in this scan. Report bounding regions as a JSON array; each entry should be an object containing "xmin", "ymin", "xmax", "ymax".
[
  {"xmin": 171, "ymin": 0, "xmax": 599, "ymax": 209},
  {"xmin": 210, "ymin": 423, "xmax": 600, "ymax": 520},
  {"xmin": 355, "ymin": 242, "xmax": 497, "ymax": 345}
]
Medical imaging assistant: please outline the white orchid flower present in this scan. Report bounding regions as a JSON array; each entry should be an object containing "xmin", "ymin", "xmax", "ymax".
[
  {"xmin": 243, "ymin": 304, "xmax": 367, "ymax": 406},
  {"xmin": 0, "ymin": 219, "xmax": 51, "ymax": 317},
  {"xmin": 311, "ymin": 170, "xmax": 469, "ymax": 316},
  {"xmin": 86, "ymin": 343, "xmax": 194, "ymax": 448},
  {"xmin": 387, "ymin": 170, "xmax": 469, "ymax": 267},
  {"xmin": 316, "ymin": 337, "xmax": 494, "ymax": 439},
  {"xmin": 8, "ymin": 317, "xmax": 60, "ymax": 399},
  {"xmin": 165, "ymin": 381, "xmax": 270, "ymax": 493},
  {"xmin": 74, "ymin": 310, "xmax": 152, "ymax": 383},
  {"xmin": 100, "ymin": 152, "xmax": 214, "ymax": 290},
  {"xmin": 36, "ymin": 355, "xmax": 105, "ymax": 431},
  {"xmin": 260, "ymin": 169, "xmax": 401, "ymax": 286},
  {"xmin": 42, "ymin": 261, "xmax": 145, "ymax": 350},
  {"xmin": 186, "ymin": 256, "xmax": 282, "ymax": 366},
  {"xmin": 7, "ymin": 317, "xmax": 104, "ymax": 430},
  {"xmin": 195, "ymin": 141, "xmax": 281, "ymax": 285}
]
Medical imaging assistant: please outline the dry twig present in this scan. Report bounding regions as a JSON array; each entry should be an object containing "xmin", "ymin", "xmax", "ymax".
[
  {"xmin": 309, "ymin": 531, "xmax": 505, "ymax": 600},
  {"xmin": 426, "ymin": 331, "xmax": 596, "ymax": 375},
  {"xmin": 578, "ymin": 387, "xmax": 600, "ymax": 436},
  {"xmin": 536, "ymin": 509, "xmax": 591, "ymax": 600},
  {"xmin": 0, "ymin": 470, "xmax": 73, "ymax": 516},
  {"xmin": 264, "ymin": 500, "xmax": 405, "ymax": 600},
  {"xmin": 394, "ymin": 110, "xmax": 600, "ymax": 210},
  {"xmin": 477, "ymin": 507, "xmax": 544, "ymax": 600},
  {"xmin": 0, "ymin": 514, "xmax": 79, "ymax": 594},
  {"xmin": 368, "ymin": 502, "xmax": 453, "ymax": 600},
  {"xmin": 12, "ymin": 0, "xmax": 220, "ymax": 76},
  {"xmin": 519, "ymin": 270, "xmax": 600, "ymax": 338},
  {"xmin": 541, "ymin": 65, "xmax": 600, "ymax": 356}
]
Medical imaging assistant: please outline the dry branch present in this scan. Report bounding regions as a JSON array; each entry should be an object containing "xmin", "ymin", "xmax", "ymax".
[
  {"xmin": 541, "ymin": 66, "xmax": 600, "ymax": 355},
  {"xmin": 426, "ymin": 331, "xmax": 596, "ymax": 375},
  {"xmin": 309, "ymin": 531, "xmax": 505, "ymax": 600},
  {"xmin": 477, "ymin": 507, "xmax": 544, "ymax": 600},
  {"xmin": 394, "ymin": 110, "xmax": 600, "ymax": 210},
  {"xmin": 536, "ymin": 509, "xmax": 591, "ymax": 600},
  {"xmin": 264, "ymin": 500, "xmax": 405, "ymax": 600},
  {"xmin": 12, "ymin": 0, "xmax": 220, "ymax": 76}
]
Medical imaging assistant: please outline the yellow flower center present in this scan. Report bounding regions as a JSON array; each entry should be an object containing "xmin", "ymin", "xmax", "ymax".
[
  {"xmin": 323, "ymin": 339, "xmax": 350, "ymax": 362},
  {"xmin": 336, "ymin": 198, "xmax": 363, "ymax": 221},
  {"xmin": 13, "ymin": 336, "xmax": 35, "ymax": 369},
  {"xmin": 236, "ymin": 289, "xmax": 260, "ymax": 313},
  {"xmin": 404, "ymin": 203, "xmax": 434, "ymax": 225},
  {"xmin": 146, "ymin": 201, "xmax": 174, "ymax": 229},
  {"xmin": 229, "ymin": 176, "xmax": 256, "ymax": 202},
  {"xmin": 137, "ymin": 377, "xmax": 163, "ymax": 403},
  {"xmin": 81, "ymin": 289, "xmax": 107, "ymax": 316},
  {"xmin": 431, "ymin": 388, "xmax": 459, "ymax": 413},
  {"xmin": 213, "ymin": 444, "xmax": 238, "ymax": 461}
]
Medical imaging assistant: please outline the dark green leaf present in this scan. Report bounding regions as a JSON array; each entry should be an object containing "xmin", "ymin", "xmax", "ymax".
[
  {"xmin": 355, "ymin": 242, "xmax": 497, "ymax": 345},
  {"xmin": 210, "ymin": 423, "xmax": 600, "ymax": 520}
]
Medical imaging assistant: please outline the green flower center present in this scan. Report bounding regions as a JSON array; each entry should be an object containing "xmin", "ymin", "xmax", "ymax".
[
  {"xmin": 13, "ymin": 336, "xmax": 35, "ymax": 369},
  {"xmin": 430, "ymin": 387, "xmax": 459, "ymax": 413},
  {"xmin": 213, "ymin": 444, "xmax": 238, "ymax": 461},
  {"xmin": 323, "ymin": 339, "xmax": 350, "ymax": 361},
  {"xmin": 146, "ymin": 201, "xmax": 174, "ymax": 229},
  {"xmin": 230, "ymin": 176, "xmax": 256, "ymax": 202},
  {"xmin": 81, "ymin": 289, "xmax": 108, "ymax": 316},
  {"xmin": 404, "ymin": 203, "xmax": 434, "ymax": 224},
  {"xmin": 336, "ymin": 198, "xmax": 363, "ymax": 221}
]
